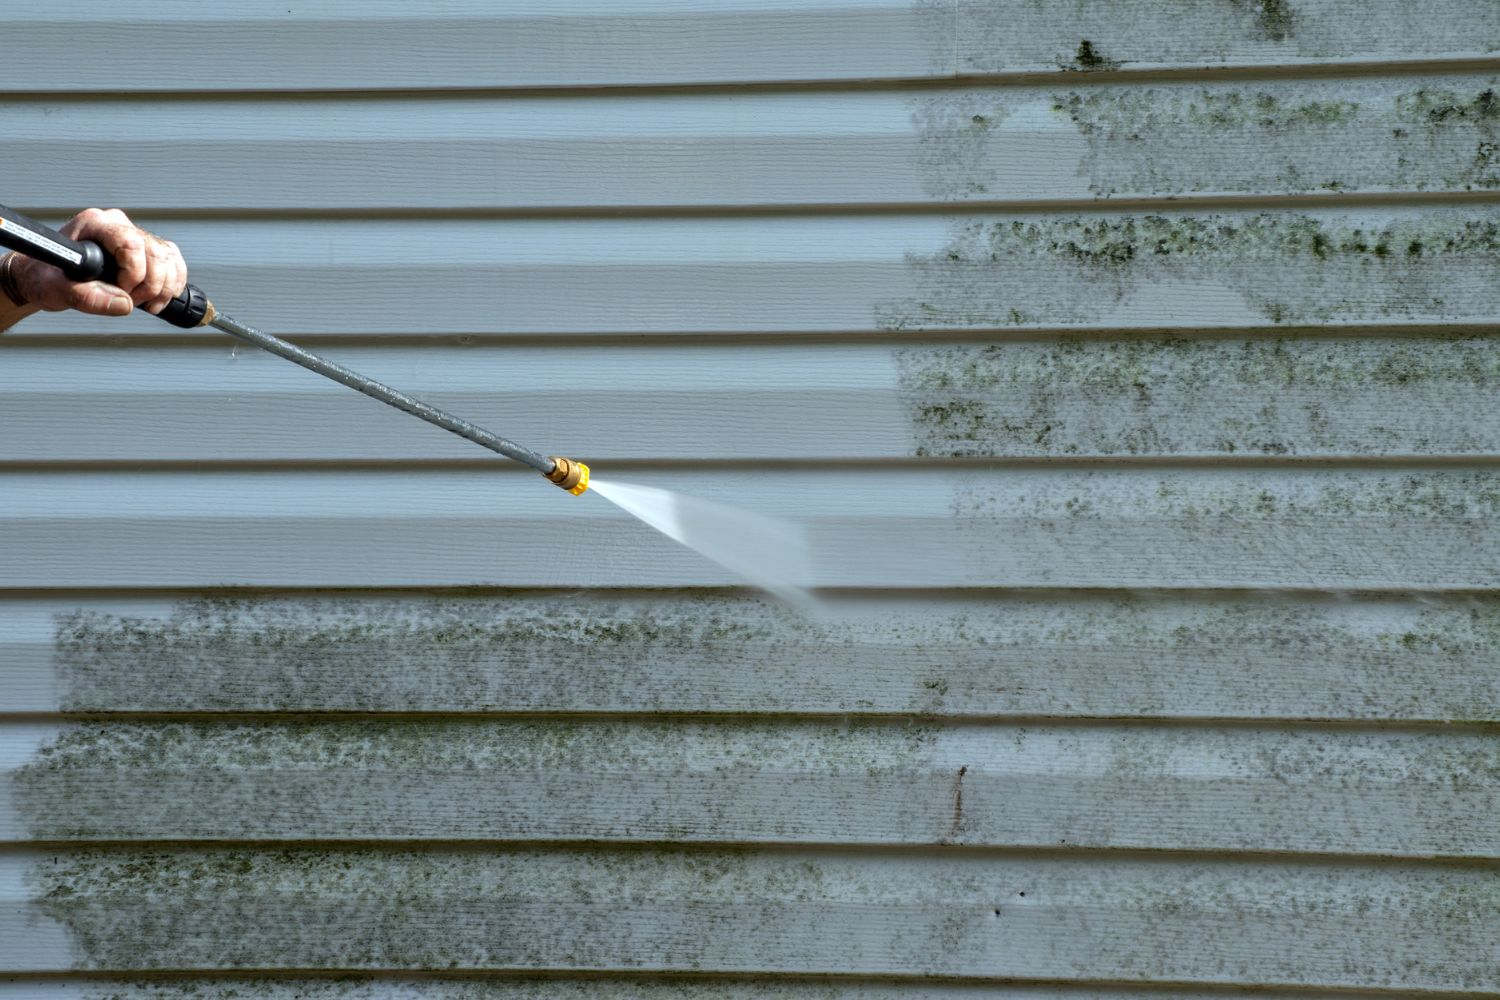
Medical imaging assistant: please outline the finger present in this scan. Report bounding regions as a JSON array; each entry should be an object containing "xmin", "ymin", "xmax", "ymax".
[
  {"xmin": 134, "ymin": 239, "xmax": 170, "ymax": 309},
  {"xmin": 145, "ymin": 240, "xmax": 187, "ymax": 314},
  {"xmin": 111, "ymin": 230, "xmax": 148, "ymax": 298},
  {"xmin": 63, "ymin": 208, "xmax": 146, "ymax": 295},
  {"xmin": 66, "ymin": 280, "xmax": 133, "ymax": 317}
]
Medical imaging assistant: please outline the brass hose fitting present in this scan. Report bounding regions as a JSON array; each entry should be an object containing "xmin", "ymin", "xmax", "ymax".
[{"xmin": 546, "ymin": 456, "xmax": 590, "ymax": 496}]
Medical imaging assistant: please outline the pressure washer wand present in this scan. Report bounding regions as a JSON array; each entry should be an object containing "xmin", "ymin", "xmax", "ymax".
[{"xmin": 0, "ymin": 204, "xmax": 589, "ymax": 495}]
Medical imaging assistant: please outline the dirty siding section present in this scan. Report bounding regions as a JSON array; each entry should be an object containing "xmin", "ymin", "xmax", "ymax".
[{"xmin": 3, "ymin": 2, "xmax": 1500, "ymax": 997}]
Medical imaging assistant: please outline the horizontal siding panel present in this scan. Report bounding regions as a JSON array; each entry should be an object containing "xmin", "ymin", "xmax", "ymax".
[
  {"xmin": 8, "ymin": 593, "xmax": 1499, "ymax": 722},
  {"xmin": 5, "ymin": 720, "xmax": 1497, "ymax": 855},
  {"xmin": 3, "ymin": 334, "xmax": 1499, "ymax": 461},
  {"xmin": 4, "ymin": 3, "xmax": 937, "ymax": 92},
  {"xmin": 2, "ymin": 468, "xmax": 1499, "ymax": 589},
  {"xmin": 9, "ymin": 74, "xmax": 1500, "ymax": 210},
  {"xmin": 4, "ymin": 849, "xmax": 1497, "ymax": 987},
  {"xmin": 10, "ymin": 208, "xmax": 1500, "ymax": 338},
  {"xmin": 0, "ymin": 986, "xmax": 1454, "ymax": 1000},
  {"xmin": 6, "ymin": 2, "xmax": 1500, "ymax": 92}
]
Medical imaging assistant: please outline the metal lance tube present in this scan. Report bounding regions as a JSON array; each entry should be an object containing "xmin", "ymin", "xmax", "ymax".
[{"xmin": 208, "ymin": 309, "xmax": 588, "ymax": 492}]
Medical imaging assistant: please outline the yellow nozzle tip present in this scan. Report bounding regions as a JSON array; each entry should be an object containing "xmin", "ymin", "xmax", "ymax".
[
  {"xmin": 569, "ymin": 461, "xmax": 590, "ymax": 496},
  {"xmin": 546, "ymin": 456, "xmax": 590, "ymax": 495}
]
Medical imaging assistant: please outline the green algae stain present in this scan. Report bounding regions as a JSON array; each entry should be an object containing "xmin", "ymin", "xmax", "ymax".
[
  {"xmin": 894, "ymin": 334, "xmax": 1500, "ymax": 457},
  {"xmin": 46, "ymin": 594, "xmax": 1047, "ymax": 720},
  {"xmin": 1394, "ymin": 86, "xmax": 1500, "ymax": 190},
  {"xmin": 1397, "ymin": 87, "xmax": 1500, "ymax": 124},
  {"xmin": 1060, "ymin": 89, "xmax": 1358, "ymax": 136},
  {"xmin": 875, "ymin": 213, "xmax": 1500, "ymax": 330},
  {"xmin": 1047, "ymin": 79, "xmax": 1500, "ymax": 197},
  {"xmin": 11, "ymin": 717, "xmax": 942, "ymax": 841},
  {"xmin": 24, "ymin": 847, "xmax": 842, "ymax": 972},
  {"xmin": 50, "ymin": 594, "xmax": 836, "ymax": 714}
]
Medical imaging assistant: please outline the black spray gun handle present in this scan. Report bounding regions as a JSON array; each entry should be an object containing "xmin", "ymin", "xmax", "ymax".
[{"xmin": 0, "ymin": 203, "xmax": 210, "ymax": 329}]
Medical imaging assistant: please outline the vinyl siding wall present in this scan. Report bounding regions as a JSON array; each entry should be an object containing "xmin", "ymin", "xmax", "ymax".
[{"xmin": 2, "ymin": 2, "xmax": 1500, "ymax": 996}]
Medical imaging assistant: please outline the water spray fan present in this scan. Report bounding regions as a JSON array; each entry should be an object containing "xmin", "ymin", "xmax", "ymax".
[{"xmin": 0, "ymin": 203, "xmax": 590, "ymax": 496}]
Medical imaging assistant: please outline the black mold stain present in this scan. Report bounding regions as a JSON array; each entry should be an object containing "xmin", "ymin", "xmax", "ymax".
[
  {"xmin": 874, "ymin": 213, "xmax": 1500, "ymax": 330},
  {"xmin": 1067, "ymin": 40, "xmax": 1121, "ymax": 72}
]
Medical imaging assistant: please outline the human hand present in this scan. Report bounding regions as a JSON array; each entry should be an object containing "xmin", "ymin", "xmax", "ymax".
[{"xmin": 7, "ymin": 207, "xmax": 187, "ymax": 316}]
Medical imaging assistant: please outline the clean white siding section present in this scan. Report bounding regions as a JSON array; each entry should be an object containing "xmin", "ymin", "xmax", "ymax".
[
  {"xmin": 8, "ymin": 73, "xmax": 1500, "ymax": 210},
  {"xmin": 1, "ymin": 2, "xmax": 1497, "ymax": 996},
  {"xmin": 5, "ymin": 1, "xmax": 1499, "ymax": 92},
  {"xmin": 3, "ymin": 336, "xmax": 1500, "ymax": 461}
]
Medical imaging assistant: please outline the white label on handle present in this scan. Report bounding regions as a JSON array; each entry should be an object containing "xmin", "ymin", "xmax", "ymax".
[{"xmin": 0, "ymin": 217, "xmax": 84, "ymax": 267}]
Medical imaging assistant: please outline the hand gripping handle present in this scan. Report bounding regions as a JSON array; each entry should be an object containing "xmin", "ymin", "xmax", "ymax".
[{"xmin": 0, "ymin": 203, "xmax": 210, "ymax": 328}]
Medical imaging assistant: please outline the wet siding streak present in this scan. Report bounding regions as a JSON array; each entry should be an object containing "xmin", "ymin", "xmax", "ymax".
[
  {"xmin": 5, "ymin": 468, "xmax": 1500, "ymax": 588},
  {"xmin": 2, "ymin": 0, "xmax": 1499, "ymax": 992}
]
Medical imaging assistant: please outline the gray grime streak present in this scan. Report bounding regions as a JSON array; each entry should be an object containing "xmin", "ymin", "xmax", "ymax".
[
  {"xmin": 22, "ymin": 849, "xmax": 1500, "ymax": 985},
  {"xmin": 51, "ymin": 595, "xmax": 815, "ymax": 714},
  {"xmin": 44, "ymin": 593, "xmax": 1500, "ymax": 721},
  {"xmin": 894, "ymin": 334, "xmax": 1500, "ymax": 458},
  {"xmin": 941, "ymin": 469, "xmax": 1500, "ymax": 590},
  {"xmin": 950, "ymin": 469, "xmax": 1500, "ymax": 521},
  {"xmin": 65, "ymin": 981, "xmax": 878, "ymax": 1000},
  {"xmin": 874, "ymin": 213, "xmax": 1500, "ymax": 329},
  {"xmin": 9, "ymin": 718, "xmax": 943, "ymax": 842},
  {"xmin": 1231, "ymin": 0, "xmax": 1297, "ymax": 42},
  {"xmin": 909, "ymin": 93, "xmax": 1013, "ymax": 199}
]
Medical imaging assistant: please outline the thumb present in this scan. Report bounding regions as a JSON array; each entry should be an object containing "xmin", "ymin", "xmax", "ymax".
[{"xmin": 68, "ymin": 281, "xmax": 134, "ymax": 317}]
